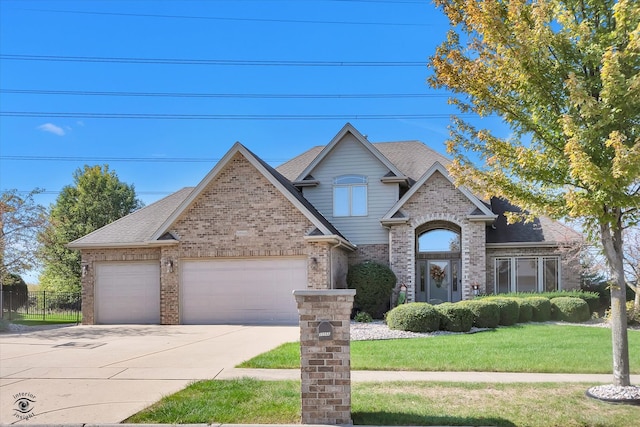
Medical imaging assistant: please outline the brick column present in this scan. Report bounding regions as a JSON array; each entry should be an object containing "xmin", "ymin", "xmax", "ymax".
[{"xmin": 293, "ymin": 289, "xmax": 356, "ymax": 425}]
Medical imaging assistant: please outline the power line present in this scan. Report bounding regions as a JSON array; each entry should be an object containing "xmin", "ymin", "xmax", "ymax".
[
  {"xmin": 19, "ymin": 7, "xmax": 430, "ymax": 27},
  {"xmin": 0, "ymin": 89, "xmax": 449, "ymax": 99},
  {"xmin": 0, "ymin": 54, "xmax": 424, "ymax": 67},
  {"xmin": 0, "ymin": 112, "xmax": 466, "ymax": 120},
  {"xmin": 0, "ymin": 155, "xmax": 227, "ymax": 163}
]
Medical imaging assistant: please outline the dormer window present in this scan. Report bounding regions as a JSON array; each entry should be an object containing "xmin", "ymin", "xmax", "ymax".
[{"xmin": 333, "ymin": 175, "xmax": 367, "ymax": 217}]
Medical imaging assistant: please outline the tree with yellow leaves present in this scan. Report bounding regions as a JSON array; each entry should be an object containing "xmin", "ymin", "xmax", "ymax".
[{"xmin": 429, "ymin": 0, "xmax": 639, "ymax": 387}]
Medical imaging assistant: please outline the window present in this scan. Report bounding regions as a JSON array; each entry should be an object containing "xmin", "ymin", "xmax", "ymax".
[
  {"xmin": 494, "ymin": 256, "xmax": 560, "ymax": 293},
  {"xmin": 418, "ymin": 229, "xmax": 461, "ymax": 252},
  {"xmin": 333, "ymin": 175, "xmax": 367, "ymax": 217}
]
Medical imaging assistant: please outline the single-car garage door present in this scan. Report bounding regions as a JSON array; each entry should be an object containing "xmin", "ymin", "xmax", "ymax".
[
  {"xmin": 181, "ymin": 258, "xmax": 307, "ymax": 324},
  {"xmin": 95, "ymin": 262, "xmax": 161, "ymax": 324}
]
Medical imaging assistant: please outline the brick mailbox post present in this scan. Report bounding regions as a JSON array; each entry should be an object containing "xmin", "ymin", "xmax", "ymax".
[{"xmin": 293, "ymin": 289, "xmax": 356, "ymax": 425}]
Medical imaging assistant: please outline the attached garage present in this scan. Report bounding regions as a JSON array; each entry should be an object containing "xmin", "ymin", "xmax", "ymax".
[
  {"xmin": 181, "ymin": 258, "xmax": 307, "ymax": 324},
  {"xmin": 95, "ymin": 262, "xmax": 161, "ymax": 324}
]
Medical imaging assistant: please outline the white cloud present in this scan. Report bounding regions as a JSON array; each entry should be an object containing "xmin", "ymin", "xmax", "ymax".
[{"xmin": 38, "ymin": 123, "xmax": 66, "ymax": 136}]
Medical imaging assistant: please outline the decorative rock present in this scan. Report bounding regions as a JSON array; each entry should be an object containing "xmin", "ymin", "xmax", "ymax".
[{"xmin": 586, "ymin": 385, "xmax": 640, "ymax": 406}]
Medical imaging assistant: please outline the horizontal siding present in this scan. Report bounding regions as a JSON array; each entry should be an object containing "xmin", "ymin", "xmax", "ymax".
[{"xmin": 302, "ymin": 134, "xmax": 398, "ymax": 245}]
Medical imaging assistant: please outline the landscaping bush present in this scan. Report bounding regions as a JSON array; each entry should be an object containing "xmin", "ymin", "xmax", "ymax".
[
  {"xmin": 514, "ymin": 298, "xmax": 534, "ymax": 323},
  {"xmin": 458, "ymin": 300, "xmax": 500, "ymax": 328},
  {"xmin": 605, "ymin": 300, "xmax": 639, "ymax": 325},
  {"xmin": 542, "ymin": 291, "xmax": 600, "ymax": 314},
  {"xmin": 434, "ymin": 302, "xmax": 474, "ymax": 332},
  {"xmin": 527, "ymin": 297, "xmax": 552, "ymax": 322},
  {"xmin": 354, "ymin": 311, "xmax": 373, "ymax": 323},
  {"xmin": 484, "ymin": 297, "xmax": 519, "ymax": 326},
  {"xmin": 550, "ymin": 297, "xmax": 591, "ymax": 323},
  {"xmin": 386, "ymin": 303, "xmax": 440, "ymax": 332},
  {"xmin": 347, "ymin": 261, "xmax": 396, "ymax": 319}
]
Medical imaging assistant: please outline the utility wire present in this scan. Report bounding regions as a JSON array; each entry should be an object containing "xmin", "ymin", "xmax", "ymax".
[
  {"xmin": 0, "ymin": 54, "xmax": 424, "ymax": 67},
  {"xmin": 18, "ymin": 7, "xmax": 430, "ymax": 27},
  {"xmin": 0, "ymin": 89, "xmax": 449, "ymax": 99},
  {"xmin": 0, "ymin": 155, "xmax": 230, "ymax": 163},
  {"xmin": 0, "ymin": 112, "xmax": 467, "ymax": 120}
]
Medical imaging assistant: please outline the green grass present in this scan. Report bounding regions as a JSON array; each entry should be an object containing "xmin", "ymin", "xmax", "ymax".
[
  {"xmin": 126, "ymin": 378, "xmax": 639, "ymax": 426},
  {"xmin": 239, "ymin": 324, "xmax": 640, "ymax": 374},
  {"xmin": 3, "ymin": 312, "xmax": 81, "ymax": 325}
]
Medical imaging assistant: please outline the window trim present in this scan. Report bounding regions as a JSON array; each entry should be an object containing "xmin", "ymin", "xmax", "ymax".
[
  {"xmin": 494, "ymin": 256, "xmax": 561, "ymax": 293},
  {"xmin": 333, "ymin": 175, "xmax": 368, "ymax": 217}
]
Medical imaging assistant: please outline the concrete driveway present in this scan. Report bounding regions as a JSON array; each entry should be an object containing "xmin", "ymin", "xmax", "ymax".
[{"xmin": 0, "ymin": 324, "xmax": 299, "ymax": 425}]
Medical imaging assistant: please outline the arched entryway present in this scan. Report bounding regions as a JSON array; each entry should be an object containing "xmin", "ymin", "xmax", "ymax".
[{"xmin": 415, "ymin": 222, "xmax": 462, "ymax": 304}]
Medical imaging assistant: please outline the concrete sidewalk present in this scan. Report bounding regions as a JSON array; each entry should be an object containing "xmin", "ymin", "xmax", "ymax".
[{"xmin": 218, "ymin": 368, "xmax": 640, "ymax": 384}]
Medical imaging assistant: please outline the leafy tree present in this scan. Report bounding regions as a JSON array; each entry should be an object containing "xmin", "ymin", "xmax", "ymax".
[
  {"xmin": 0, "ymin": 189, "xmax": 46, "ymax": 294},
  {"xmin": 428, "ymin": 0, "xmax": 639, "ymax": 386},
  {"xmin": 2, "ymin": 273, "xmax": 28, "ymax": 311},
  {"xmin": 38, "ymin": 165, "xmax": 143, "ymax": 293}
]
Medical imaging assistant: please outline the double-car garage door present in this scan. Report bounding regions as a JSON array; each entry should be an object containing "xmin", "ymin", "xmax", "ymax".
[{"xmin": 94, "ymin": 258, "xmax": 306, "ymax": 324}]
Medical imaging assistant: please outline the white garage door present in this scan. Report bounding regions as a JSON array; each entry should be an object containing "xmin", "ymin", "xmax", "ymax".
[
  {"xmin": 181, "ymin": 258, "xmax": 307, "ymax": 324},
  {"xmin": 95, "ymin": 262, "xmax": 161, "ymax": 324}
]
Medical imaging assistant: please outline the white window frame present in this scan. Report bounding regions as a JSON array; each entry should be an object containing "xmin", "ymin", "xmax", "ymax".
[
  {"xmin": 333, "ymin": 175, "xmax": 368, "ymax": 217},
  {"xmin": 494, "ymin": 256, "xmax": 561, "ymax": 293}
]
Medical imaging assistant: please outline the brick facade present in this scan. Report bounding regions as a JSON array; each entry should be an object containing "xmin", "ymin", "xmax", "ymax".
[
  {"xmin": 347, "ymin": 243, "xmax": 389, "ymax": 266},
  {"xmin": 80, "ymin": 152, "xmax": 342, "ymax": 325},
  {"xmin": 388, "ymin": 171, "xmax": 487, "ymax": 302}
]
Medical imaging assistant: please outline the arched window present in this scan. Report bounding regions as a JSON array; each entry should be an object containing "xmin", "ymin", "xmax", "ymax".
[
  {"xmin": 333, "ymin": 175, "xmax": 367, "ymax": 217},
  {"xmin": 418, "ymin": 229, "xmax": 460, "ymax": 253}
]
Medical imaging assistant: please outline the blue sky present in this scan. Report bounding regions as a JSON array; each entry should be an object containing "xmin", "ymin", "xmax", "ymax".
[
  {"xmin": 1, "ymin": 0, "xmax": 514, "ymax": 212},
  {"xmin": 0, "ymin": 0, "xmax": 534, "ymax": 286}
]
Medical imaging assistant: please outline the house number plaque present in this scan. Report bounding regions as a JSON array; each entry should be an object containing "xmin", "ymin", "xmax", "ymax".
[{"xmin": 318, "ymin": 321, "xmax": 333, "ymax": 340}]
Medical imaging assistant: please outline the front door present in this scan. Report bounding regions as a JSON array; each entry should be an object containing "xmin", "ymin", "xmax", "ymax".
[{"xmin": 416, "ymin": 259, "xmax": 461, "ymax": 303}]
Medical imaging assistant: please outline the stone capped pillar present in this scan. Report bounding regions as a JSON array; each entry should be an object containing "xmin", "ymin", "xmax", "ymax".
[{"xmin": 293, "ymin": 289, "xmax": 356, "ymax": 425}]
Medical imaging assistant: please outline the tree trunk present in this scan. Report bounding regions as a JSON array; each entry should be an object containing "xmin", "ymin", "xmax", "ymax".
[{"xmin": 600, "ymin": 218, "xmax": 630, "ymax": 387}]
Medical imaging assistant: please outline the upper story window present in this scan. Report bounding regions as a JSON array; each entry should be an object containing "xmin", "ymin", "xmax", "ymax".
[{"xmin": 333, "ymin": 175, "xmax": 367, "ymax": 217}]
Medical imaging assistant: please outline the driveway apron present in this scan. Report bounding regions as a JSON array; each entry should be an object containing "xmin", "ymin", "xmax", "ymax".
[{"xmin": 0, "ymin": 324, "xmax": 299, "ymax": 424}]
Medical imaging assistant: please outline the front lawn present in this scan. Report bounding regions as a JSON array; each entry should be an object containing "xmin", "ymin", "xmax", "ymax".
[
  {"xmin": 126, "ymin": 378, "xmax": 638, "ymax": 426},
  {"xmin": 239, "ymin": 324, "xmax": 640, "ymax": 373}
]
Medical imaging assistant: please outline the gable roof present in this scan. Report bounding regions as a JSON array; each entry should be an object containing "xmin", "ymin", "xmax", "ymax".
[
  {"xmin": 276, "ymin": 139, "xmax": 450, "ymax": 183},
  {"xmin": 68, "ymin": 187, "xmax": 193, "ymax": 248},
  {"xmin": 291, "ymin": 123, "xmax": 407, "ymax": 183},
  {"xmin": 69, "ymin": 143, "xmax": 353, "ymax": 250},
  {"xmin": 150, "ymin": 142, "xmax": 351, "ymax": 244},
  {"xmin": 486, "ymin": 198, "xmax": 582, "ymax": 245},
  {"xmin": 382, "ymin": 161, "xmax": 496, "ymax": 223}
]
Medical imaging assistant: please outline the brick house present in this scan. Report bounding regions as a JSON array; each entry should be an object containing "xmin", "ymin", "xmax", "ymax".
[{"xmin": 69, "ymin": 123, "xmax": 581, "ymax": 324}]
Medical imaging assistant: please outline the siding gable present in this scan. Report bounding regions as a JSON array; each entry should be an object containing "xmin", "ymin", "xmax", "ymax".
[{"xmin": 302, "ymin": 133, "xmax": 399, "ymax": 245}]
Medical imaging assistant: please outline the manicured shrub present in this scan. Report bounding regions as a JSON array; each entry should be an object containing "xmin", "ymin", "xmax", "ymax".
[
  {"xmin": 527, "ymin": 297, "xmax": 552, "ymax": 322},
  {"xmin": 458, "ymin": 300, "xmax": 500, "ymax": 328},
  {"xmin": 434, "ymin": 303, "xmax": 474, "ymax": 332},
  {"xmin": 484, "ymin": 297, "xmax": 519, "ymax": 326},
  {"xmin": 347, "ymin": 261, "xmax": 396, "ymax": 319},
  {"xmin": 515, "ymin": 298, "xmax": 534, "ymax": 323},
  {"xmin": 543, "ymin": 291, "xmax": 601, "ymax": 314},
  {"xmin": 354, "ymin": 311, "xmax": 373, "ymax": 323},
  {"xmin": 550, "ymin": 297, "xmax": 591, "ymax": 323},
  {"xmin": 386, "ymin": 303, "xmax": 440, "ymax": 332}
]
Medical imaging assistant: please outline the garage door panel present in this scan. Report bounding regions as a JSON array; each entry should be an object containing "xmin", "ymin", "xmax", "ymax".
[
  {"xmin": 95, "ymin": 262, "xmax": 160, "ymax": 324},
  {"xmin": 181, "ymin": 258, "xmax": 306, "ymax": 324}
]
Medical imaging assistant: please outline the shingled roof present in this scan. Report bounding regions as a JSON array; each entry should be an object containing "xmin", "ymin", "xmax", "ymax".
[
  {"xmin": 67, "ymin": 187, "xmax": 194, "ymax": 248},
  {"xmin": 276, "ymin": 140, "xmax": 450, "ymax": 182}
]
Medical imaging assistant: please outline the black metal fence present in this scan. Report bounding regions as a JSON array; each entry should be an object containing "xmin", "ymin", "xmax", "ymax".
[{"xmin": 1, "ymin": 290, "xmax": 81, "ymax": 323}]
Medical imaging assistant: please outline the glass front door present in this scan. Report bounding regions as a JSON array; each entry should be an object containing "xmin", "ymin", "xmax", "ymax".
[{"xmin": 416, "ymin": 259, "xmax": 461, "ymax": 303}]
